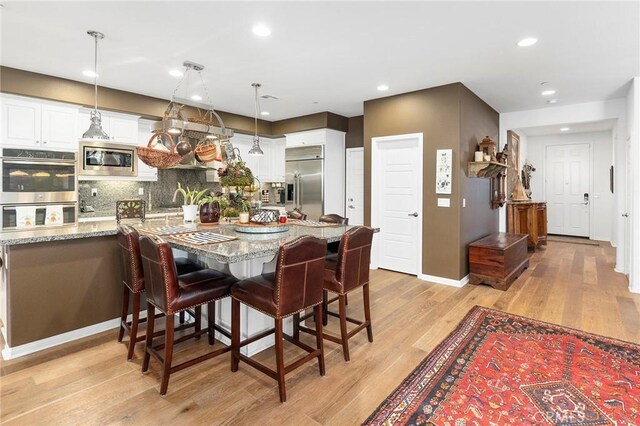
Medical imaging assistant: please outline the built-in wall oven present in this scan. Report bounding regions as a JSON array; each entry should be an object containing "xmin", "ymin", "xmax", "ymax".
[{"xmin": 1, "ymin": 148, "xmax": 78, "ymax": 230}]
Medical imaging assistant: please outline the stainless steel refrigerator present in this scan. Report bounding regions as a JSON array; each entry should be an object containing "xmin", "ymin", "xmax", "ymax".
[{"xmin": 285, "ymin": 146, "xmax": 323, "ymax": 220}]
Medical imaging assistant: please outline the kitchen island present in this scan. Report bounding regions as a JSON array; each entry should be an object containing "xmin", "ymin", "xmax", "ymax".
[{"xmin": 0, "ymin": 218, "xmax": 355, "ymax": 359}]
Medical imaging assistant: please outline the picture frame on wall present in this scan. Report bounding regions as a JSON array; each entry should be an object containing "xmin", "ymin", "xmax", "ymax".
[{"xmin": 435, "ymin": 149, "xmax": 452, "ymax": 194}]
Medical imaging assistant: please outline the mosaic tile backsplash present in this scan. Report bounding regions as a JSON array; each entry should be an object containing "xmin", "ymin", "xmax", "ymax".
[{"xmin": 79, "ymin": 169, "xmax": 222, "ymax": 213}]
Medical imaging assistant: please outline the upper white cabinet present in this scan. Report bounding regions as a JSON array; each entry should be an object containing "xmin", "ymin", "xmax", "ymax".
[
  {"xmin": 1, "ymin": 95, "xmax": 78, "ymax": 151},
  {"xmin": 77, "ymin": 110, "xmax": 139, "ymax": 144},
  {"xmin": 269, "ymin": 138, "xmax": 286, "ymax": 182}
]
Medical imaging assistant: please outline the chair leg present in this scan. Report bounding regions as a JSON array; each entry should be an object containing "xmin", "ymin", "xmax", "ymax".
[
  {"xmin": 127, "ymin": 293, "xmax": 141, "ymax": 360},
  {"xmin": 338, "ymin": 294, "xmax": 350, "ymax": 362},
  {"xmin": 275, "ymin": 317, "xmax": 286, "ymax": 403},
  {"xmin": 208, "ymin": 302, "xmax": 216, "ymax": 345},
  {"xmin": 142, "ymin": 304, "xmax": 155, "ymax": 373},
  {"xmin": 363, "ymin": 284, "xmax": 373, "ymax": 343},
  {"xmin": 194, "ymin": 306, "xmax": 202, "ymax": 340},
  {"xmin": 314, "ymin": 305, "xmax": 325, "ymax": 376},
  {"xmin": 231, "ymin": 299, "xmax": 240, "ymax": 372},
  {"xmin": 117, "ymin": 285, "xmax": 130, "ymax": 342},
  {"xmin": 159, "ymin": 313, "xmax": 175, "ymax": 395},
  {"xmin": 322, "ymin": 290, "xmax": 328, "ymax": 326},
  {"xmin": 293, "ymin": 312, "xmax": 300, "ymax": 341},
  {"xmin": 179, "ymin": 311, "xmax": 186, "ymax": 325},
  {"xmin": 344, "ymin": 293, "xmax": 349, "ymax": 306}
]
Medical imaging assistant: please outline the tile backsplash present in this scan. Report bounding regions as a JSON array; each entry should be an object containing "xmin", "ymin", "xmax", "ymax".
[{"xmin": 79, "ymin": 169, "xmax": 221, "ymax": 213}]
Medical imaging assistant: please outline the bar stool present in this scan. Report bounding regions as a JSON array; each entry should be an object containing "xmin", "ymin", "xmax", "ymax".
[
  {"xmin": 116, "ymin": 225, "xmax": 204, "ymax": 360},
  {"xmin": 230, "ymin": 236, "xmax": 327, "ymax": 403},
  {"xmin": 139, "ymin": 233, "xmax": 237, "ymax": 395},
  {"xmin": 300, "ymin": 226, "xmax": 374, "ymax": 361}
]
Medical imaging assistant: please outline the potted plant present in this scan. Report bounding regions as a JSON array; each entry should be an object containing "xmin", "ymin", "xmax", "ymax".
[
  {"xmin": 198, "ymin": 195, "xmax": 228, "ymax": 224},
  {"xmin": 238, "ymin": 200, "xmax": 251, "ymax": 224},
  {"xmin": 221, "ymin": 207, "xmax": 239, "ymax": 221},
  {"xmin": 173, "ymin": 183, "xmax": 209, "ymax": 222}
]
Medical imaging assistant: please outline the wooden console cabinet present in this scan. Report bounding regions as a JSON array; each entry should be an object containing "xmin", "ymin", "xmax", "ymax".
[
  {"xmin": 469, "ymin": 233, "xmax": 529, "ymax": 291},
  {"xmin": 507, "ymin": 201, "xmax": 547, "ymax": 250}
]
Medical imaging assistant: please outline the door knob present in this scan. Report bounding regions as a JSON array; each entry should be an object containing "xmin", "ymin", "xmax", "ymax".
[
  {"xmin": 408, "ymin": 212, "xmax": 418, "ymax": 217},
  {"xmin": 349, "ymin": 205, "xmax": 355, "ymax": 209},
  {"xmin": 622, "ymin": 213, "xmax": 629, "ymax": 217}
]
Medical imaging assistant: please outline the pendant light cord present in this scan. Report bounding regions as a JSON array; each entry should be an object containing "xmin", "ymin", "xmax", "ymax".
[{"xmin": 93, "ymin": 33, "xmax": 98, "ymax": 112}]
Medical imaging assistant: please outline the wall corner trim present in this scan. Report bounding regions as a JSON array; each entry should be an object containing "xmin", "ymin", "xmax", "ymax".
[{"xmin": 418, "ymin": 273, "xmax": 469, "ymax": 287}]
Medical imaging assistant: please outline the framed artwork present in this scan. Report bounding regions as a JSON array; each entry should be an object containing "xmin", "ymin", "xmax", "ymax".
[
  {"xmin": 506, "ymin": 130, "xmax": 520, "ymax": 199},
  {"xmin": 435, "ymin": 149, "xmax": 452, "ymax": 194}
]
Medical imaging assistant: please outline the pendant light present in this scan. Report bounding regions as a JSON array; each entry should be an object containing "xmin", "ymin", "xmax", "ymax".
[
  {"xmin": 248, "ymin": 83, "xmax": 264, "ymax": 156},
  {"xmin": 82, "ymin": 30, "xmax": 110, "ymax": 140}
]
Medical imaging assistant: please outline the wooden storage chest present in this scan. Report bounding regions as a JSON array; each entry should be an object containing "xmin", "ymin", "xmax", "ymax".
[{"xmin": 468, "ymin": 233, "xmax": 529, "ymax": 291}]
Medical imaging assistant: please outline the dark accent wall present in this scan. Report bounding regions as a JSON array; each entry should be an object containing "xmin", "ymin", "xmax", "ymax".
[
  {"xmin": 346, "ymin": 116, "xmax": 364, "ymax": 148},
  {"xmin": 364, "ymin": 83, "xmax": 498, "ymax": 280},
  {"xmin": 0, "ymin": 66, "xmax": 349, "ymax": 137},
  {"xmin": 459, "ymin": 85, "xmax": 499, "ymax": 277}
]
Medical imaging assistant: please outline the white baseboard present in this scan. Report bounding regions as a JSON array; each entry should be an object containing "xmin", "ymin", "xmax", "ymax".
[
  {"xmin": 418, "ymin": 273, "xmax": 469, "ymax": 288},
  {"xmin": 1, "ymin": 317, "xmax": 121, "ymax": 360}
]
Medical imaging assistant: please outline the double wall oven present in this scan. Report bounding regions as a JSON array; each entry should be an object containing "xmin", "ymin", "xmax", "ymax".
[{"xmin": 1, "ymin": 148, "xmax": 78, "ymax": 229}]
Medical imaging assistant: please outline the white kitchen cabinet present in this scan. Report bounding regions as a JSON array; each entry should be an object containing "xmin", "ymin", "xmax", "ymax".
[
  {"xmin": 269, "ymin": 138, "xmax": 286, "ymax": 182},
  {"xmin": 1, "ymin": 95, "xmax": 78, "ymax": 151}
]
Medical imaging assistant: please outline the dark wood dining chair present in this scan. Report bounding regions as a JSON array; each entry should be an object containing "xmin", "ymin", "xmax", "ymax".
[
  {"xmin": 230, "ymin": 235, "xmax": 327, "ymax": 402},
  {"xmin": 139, "ymin": 234, "xmax": 237, "ymax": 395},
  {"xmin": 116, "ymin": 225, "xmax": 204, "ymax": 360},
  {"xmin": 299, "ymin": 226, "xmax": 374, "ymax": 361}
]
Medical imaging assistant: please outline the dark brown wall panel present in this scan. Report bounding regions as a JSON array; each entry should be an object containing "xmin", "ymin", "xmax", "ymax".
[
  {"xmin": 7, "ymin": 237, "xmax": 123, "ymax": 346},
  {"xmin": 346, "ymin": 115, "xmax": 364, "ymax": 148},
  {"xmin": 364, "ymin": 83, "xmax": 461, "ymax": 279},
  {"xmin": 458, "ymin": 85, "xmax": 500, "ymax": 277}
]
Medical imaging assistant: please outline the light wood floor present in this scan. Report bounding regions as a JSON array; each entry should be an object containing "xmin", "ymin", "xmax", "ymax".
[{"xmin": 1, "ymin": 241, "xmax": 639, "ymax": 425}]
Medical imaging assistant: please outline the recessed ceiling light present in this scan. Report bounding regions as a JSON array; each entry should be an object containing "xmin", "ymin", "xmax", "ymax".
[
  {"xmin": 560, "ymin": 127, "xmax": 570, "ymax": 132},
  {"xmin": 261, "ymin": 111, "xmax": 270, "ymax": 116},
  {"xmin": 190, "ymin": 94, "xmax": 202, "ymax": 101},
  {"xmin": 541, "ymin": 90, "xmax": 556, "ymax": 96},
  {"xmin": 82, "ymin": 70, "xmax": 98, "ymax": 78},
  {"xmin": 377, "ymin": 84, "xmax": 389, "ymax": 91},
  {"xmin": 517, "ymin": 37, "xmax": 538, "ymax": 47},
  {"xmin": 547, "ymin": 99, "xmax": 558, "ymax": 104},
  {"xmin": 252, "ymin": 24, "xmax": 271, "ymax": 37},
  {"xmin": 168, "ymin": 69, "xmax": 183, "ymax": 78}
]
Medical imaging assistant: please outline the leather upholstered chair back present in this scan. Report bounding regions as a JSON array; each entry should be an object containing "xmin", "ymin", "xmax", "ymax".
[
  {"xmin": 274, "ymin": 236, "xmax": 327, "ymax": 317},
  {"xmin": 335, "ymin": 226, "xmax": 374, "ymax": 292},
  {"xmin": 139, "ymin": 234, "xmax": 179, "ymax": 314},
  {"xmin": 117, "ymin": 224, "xmax": 145, "ymax": 293},
  {"xmin": 318, "ymin": 214, "xmax": 349, "ymax": 225}
]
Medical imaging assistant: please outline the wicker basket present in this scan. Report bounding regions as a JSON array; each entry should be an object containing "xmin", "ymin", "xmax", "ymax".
[
  {"xmin": 194, "ymin": 139, "xmax": 219, "ymax": 162},
  {"xmin": 137, "ymin": 132, "xmax": 183, "ymax": 169}
]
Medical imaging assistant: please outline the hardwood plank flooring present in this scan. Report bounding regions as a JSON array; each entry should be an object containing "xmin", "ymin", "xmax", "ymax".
[{"xmin": 1, "ymin": 241, "xmax": 639, "ymax": 425}]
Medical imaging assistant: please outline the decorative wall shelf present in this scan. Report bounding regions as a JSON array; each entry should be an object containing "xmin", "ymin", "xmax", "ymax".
[{"xmin": 468, "ymin": 161, "xmax": 508, "ymax": 178}]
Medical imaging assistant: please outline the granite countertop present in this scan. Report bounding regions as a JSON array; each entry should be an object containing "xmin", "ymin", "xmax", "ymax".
[{"xmin": 0, "ymin": 218, "xmax": 367, "ymax": 264}]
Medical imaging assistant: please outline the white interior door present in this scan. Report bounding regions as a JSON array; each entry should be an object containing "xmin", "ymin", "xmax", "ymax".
[
  {"xmin": 346, "ymin": 148, "xmax": 364, "ymax": 225},
  {"xmin": 545, "ymin": 143, "xmax": 590, "ymax": 237},
  {"xmin": 372, "ymin": 134, "xmax": 422, "ymax": 275}
]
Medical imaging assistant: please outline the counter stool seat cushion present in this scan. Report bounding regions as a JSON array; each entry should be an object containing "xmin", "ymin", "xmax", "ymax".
[
  {"xmin": 167, "ymin": 270, "xmax": 236, "ymax": 314},
  {"xmin": 230, "ymin": 273, "xmax": 278, "ymax": 316}
]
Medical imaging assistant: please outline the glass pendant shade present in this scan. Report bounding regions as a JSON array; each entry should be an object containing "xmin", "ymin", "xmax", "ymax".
[
  {"xmin": 248, "ymin": 136, "xmax": 264, "ymax": 156},
  {"xmin": 82, "ymin": 110, "xmax": 109, "ymax": 140}
]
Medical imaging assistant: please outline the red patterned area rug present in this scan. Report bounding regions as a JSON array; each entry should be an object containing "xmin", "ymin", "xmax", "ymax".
[{"xmin": 364, "ymin": 306, "xmax": 640, "ymax": 425}]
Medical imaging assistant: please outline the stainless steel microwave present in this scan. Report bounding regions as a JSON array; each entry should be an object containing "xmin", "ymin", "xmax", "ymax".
[{"xmin": 79, "ymin": 140, "xmax": 138, "ymax": 177}]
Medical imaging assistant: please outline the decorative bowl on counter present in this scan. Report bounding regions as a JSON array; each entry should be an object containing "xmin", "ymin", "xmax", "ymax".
[{"xmin": 234, "ymin": 222, "xmax": 289, "ymax": 234}]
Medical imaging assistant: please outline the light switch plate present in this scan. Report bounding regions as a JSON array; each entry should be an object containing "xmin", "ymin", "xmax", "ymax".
[
  {"xmin": 437, "ymin": 198, "xmax": 450, "ymax": 207},
  {"xmin": 138, "ymin": 187, "xmax": 144, "ymax": 195}
]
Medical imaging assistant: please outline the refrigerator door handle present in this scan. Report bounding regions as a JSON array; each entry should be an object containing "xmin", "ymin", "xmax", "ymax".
[{"xmin": 298, "ymin": 175, "xmax": 303, "ymax": 210}]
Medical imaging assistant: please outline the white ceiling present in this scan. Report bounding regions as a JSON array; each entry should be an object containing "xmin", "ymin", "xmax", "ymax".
[
  {"xmin": 1, "ymin": 1, "xmax": 638, "ymax": 121},
  {"xmin": 517, "ymin": 119, "xmax": 617, "ymax": 137}
]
